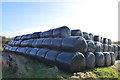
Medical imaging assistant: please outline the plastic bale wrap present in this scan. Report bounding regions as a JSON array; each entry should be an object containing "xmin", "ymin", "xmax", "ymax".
[
  {"xmin": 103, "ymin": 52, "xmax": 111, "ymax": 66},
  {"xmin": 83, "ymin": 52, "xmax": 95, "ymax": 69},
  {"xmin": 103, "ymin": 38, "xmax": 108, "ymax": 44},
  {"xmin": 109, "ymin": 52, "xmax": 116, "ymax": 65},
  {"xmin": 113, "ymin": 45, "xmax": 118, "ymax": 52},
  {"xmin": 94, "ymin": 35, "xmax": 100, "ymax": 42},
  {"xmin": 56, "ymin": 52, "xmax": 86, "ymax": 73},
  {"xmin": 27, "ymin": 39, "xmax": 35, "ymax": 47},
  {"xmin": 114, "ymin": 51, "xmax": 118, "ymax": 60},
  {"xmin": 71, "ymin": 29, "xmax": 83, "ymax": 36},
  {"xmin": 118, "ymin": 51, "xmax": 120, "ymax": 60},
  {"xmin": 36, "ymin": 48, "xmax": 50, "ymax": 62},
  {"xmin": 31, "ymin": 39, "xmax": 38, "ymax": 48},
  {"xmin": 95, "ymin": 52, "xmax": 104, "ymax": 67},
  {"xmin": 108, "ymin": 39, "xmax": 112, "ymax": 45},
  {"xmin": 53, "ymin": 26, "xmax": 71, "ymax": 38},
  {"xmin": 42, "ymin": 38, "xmax": 52, "ymax": 49},
  {"xmin": 118, "ymin": 45, "xmax": 120, "ymax": 51},
  {"xmin": 108, "ymin": 45, "xmax": 112, "ymax": 52},
  {"xmin": 29, "ymin": 48, "xmax": 39, "ymax": 58},
  {"xmin": 11, "ymin": 47, "xmax": 18, "ymax": 52},
  {"xmin": 44, "ymin": 50, "xmax": 61, "ymax": 66},
  {"xmin": 86, "ymin": 40, "xmax": 96, "ymax": 52},
  {"xmin": 44, "ymin": 29, "xmax": 54, "ymax": 38},
  {"xmin": 103, "ymin": 44, "xmax": 108, "ymax": 52},
  {"xmin": 83, "ymin": 32, "xmax": 90, "ymax": 40},
  {"xmin": 94, "ymin": 42, "xmax": 101, "ymax": 52},
  {"xmin": 62, "ymin": 36, "xmax": 87, "ymax": 52},
  {"xmin": 25, "ymin": 47, "xmax": 33, "ymax": 55},
  {"xmin": 51, "ymin": 38, "xmax": 62, "ymax": 50},
  {"xmin": 100, "ymin": 37, "xmax": 103, "ymax": 43},
  {"xmin": 34, "ymin": 38, "xmax": 45, "ymax": 48},
  {"xmin": 89, "ymin": 33, "xmax": 94, "ymax": 40}
]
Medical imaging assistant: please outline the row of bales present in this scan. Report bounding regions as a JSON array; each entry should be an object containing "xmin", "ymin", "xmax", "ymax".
[{"xmin": 3, "ymin": 26, "xmax": 120, "ymax": 73}]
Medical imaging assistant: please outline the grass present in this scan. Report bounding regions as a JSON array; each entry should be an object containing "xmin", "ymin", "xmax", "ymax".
[{"xmin": 2, "ymin": 51, "xmax": 120, "ymax": 79}]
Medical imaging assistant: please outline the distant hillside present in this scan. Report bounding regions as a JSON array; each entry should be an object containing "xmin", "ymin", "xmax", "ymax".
[
  {"xmin": 112, "ymin": 41, "xmax": 120, "ymax": 45},
  {"xmin": 0, "ymin": 36, "xmax": 13, "ymax": 46}
]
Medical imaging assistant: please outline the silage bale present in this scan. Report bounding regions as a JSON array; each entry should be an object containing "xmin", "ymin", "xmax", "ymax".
[
  {"xmin": 36, "ymin": 48, "xmax": 50, "ymax": 62},
  {"xmin": 118, "ymin": 51, "xmax": 120, "ymax": 60},
  {"xmin": 71, "ymin": 29, "xmax": 83, "ymax": 36},
  {"xmin": 53, "ymin": 26, "xmax": 71, "ymax": 38},
  {"xmin": 108, "ymin": 39, "xmax": 112, "ymax": 45},
  {"xmin": 109, "ymin": 52, "xmax": 115, "ymax": 65},
  {"xmin": 94, "ymin": 35, "xmax": 100, "ymax": 42},
  {"xmin": 108, "ymin": 45, "xmax": 112, "ymax": 52},
  {"xmin": 42, "ymin": 38, "xmax": 52, "ymax": 48},
  {"xmin": 44, "ymin": 50, "xmax": 61, "ymax": 66},
  {"xmin": 95, "ymin": 52, "xmax": 104, "ymax": 67},
  {"xmin": 103, "ymin": 52, "xmax": 111, "ymax": 66},
  {"xmin": 33, "ymin": 38, "xmax": 45, "ymax": 48},
  {"xmin": 94, "ymin": 41, "xmax": 101, "ymax": 52},
  {"xmin": 44, "ymin": 29, "xmax": 54, "ymax": 38},
  {"xmin": 86, "ymin": 40, "xmax": 96, "ymax": 52},
  {"xmin": 83, "ymin": 32, "xmax": 90, "ymax": 40},
  {"xmin": 51, "ymin": 38, "xmax": 62, "ymax": 50},
  {"xmin": 114, "ymin": 51, "xmax": 118, "ymax": 60},
  {"xmin": 89, "ymin": 33, "xmax": 94, "ymax": 40},
  {"xmin": 29, "ymin": 48, "xmax": 39, "ymax": 57},
  {"xmin": 62, "ymin": 36, "xmax": 87, "ymax": 52},
  {"xmin": 103, "ymin": 44, "xmax": 108, "ymax": 52},
  {"xmin": 56, "ymin": 52, "xmax": 86, "ymax": 72},
  {"xmin": 83, "ymin": 52, "xmax": 95, "ymax": 69},
  {"xmin": 103, "ymin": 38, "xmax": 108, "ymax": 44}
]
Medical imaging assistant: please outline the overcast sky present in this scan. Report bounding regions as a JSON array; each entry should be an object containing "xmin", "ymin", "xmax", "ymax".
[{"xmin": 1, "ymin": 0, "xmax": 119, "ymax": 41}]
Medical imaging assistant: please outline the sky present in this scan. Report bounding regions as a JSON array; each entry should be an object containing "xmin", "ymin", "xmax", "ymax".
[{"xmin": 1, "ymin": 0, "xmax": 119, "ymax": 41}]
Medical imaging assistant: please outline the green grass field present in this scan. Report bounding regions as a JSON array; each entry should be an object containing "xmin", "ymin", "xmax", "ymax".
[{"xmin": 2, "ymin": 51, "xmax": 120, "ymax": 79}]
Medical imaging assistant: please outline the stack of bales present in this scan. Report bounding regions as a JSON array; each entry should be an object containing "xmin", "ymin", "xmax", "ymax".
[{"xmin": 3, "ymin": 26, "xmax": 120, "ymax": 73}]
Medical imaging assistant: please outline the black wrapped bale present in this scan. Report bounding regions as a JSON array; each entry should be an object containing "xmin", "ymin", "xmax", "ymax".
[
  {"xmin": 118, "ymin": 45, "xmax": 120, "ymax": 51},
  {"xmin": 89, "ymin": 33, "xmax": 94, "ymax": 40},
  {"xmin": 36, "ymin": 48, "xmax": 50, "ymax": 62},
  {"xmin": 44, "ymin": 29, "xmax": 54, "ymax": 38},
  {"xmin": 109, "ymin": 52, "xmax": 115, "ymax": 65},
  {"xmin": 71, "ymin": 29, "xmax": 83, "ymax": 36},
  {"xmin": 103, "ymin": 44, "xmax": 108, "ymax": 52},
  {"xmin": 34, "ymin": 38, "xmax": 45, "ymax": 48},
  {"xmin": 25, "ymin": 47, "xmax": 33, "ymax": 55},
  {"xmin": 94, "ymin": 42, "xmax": 101, "ymax": 52},
  {"xmin": 42, "ymin": 38, "xmax": 52, "ymax": 48},
  {"xmin": 20, "ymin": 40, "xmax": 28, "ymax": 47},
  {"xmin": 51, "ymin": 38, "xmax": 62, "ymax": 50},
  {"xmin": 26, "ymin": 39, "xmax": 35, "ymax": 47},
  {"xmin": 56, "ymin": 52, "xmax": 86, "ymax": 72},
  {"xmin": 86, "ymin": 40, "xmax": 96, "ymax": 52},
  {"xmin": 108, "ymin": 39, "xmax": 111, "ymax": 45},
  {"xmin": 31, "ymin": 32, "xmax": 41, "ymax": 39},
  {"xmin": 94, "ymin": 35, "xmax": 100, "ymax": 42},
  {"xmin": 103, "ymin": 52, "xmax": 111, "ymax": 66},
  {"xmin": 53, "ymin": 26, "xmax": 71, "ymax": 38},
  {"xmin": 62, "ymin": 36, "xmax": 87, "ymax": 52},
  {"xmin": 114, "ymin": 51, "xmax": 118, "ymax": 60},
  {"xmin": 16, "ymin": 36, "xmax": 22, "ymax": 40},
  {"xmin": 27, "ymin": 34, "xmax": 33, "ymax": 39},
  {"xmin": 31, "ymin": 39, "xmax": 37, "ymax": 48},
  {"xmin": 15, "ymin": 40, "xmax": 23, "ymax": 46},
  {"xmin": 11, "ymin": 47, "xmax": 18, "ymax": 52},
  {"xmin": 103, "ymin": 38, "xmax": 108, "ymax": 44},
  {"xmin": 95, "ymin": 52, "xmax": 104, "ymax": 67},
  {"xmin": 20, "ymin": 47, "xmax": 29, "ymax": 55},
  {"xmin": 108, "ymin": 45, "xmax": 112, "ymax": 52},
  {"xmin": 29, "ymin": 48, "xmax": 39, "ymax": 57},
  {"xmin": 44, "ymin": 50, "xmax": 61, "ymax": 66},
  {"xmin": 84, "ymin": 52, "xmax": 95, "ymax": 69},
  {"xmin": 100, "ymin": 43, "xmax": 103, "ymax": 52},
  {"xmin": 113, "ymin": 45, "xmax": 118, "ymax": 52},
  {"xmin": 83, "ymin": 32, "xmax": 90, "ymax": 40},
  {"xmin": 100, "ymin": 37, "xmax": 103, "ymax": 43},
  {"xmin": 118, "ymin": 51, "xmax": 120, "ymax": 60}
]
